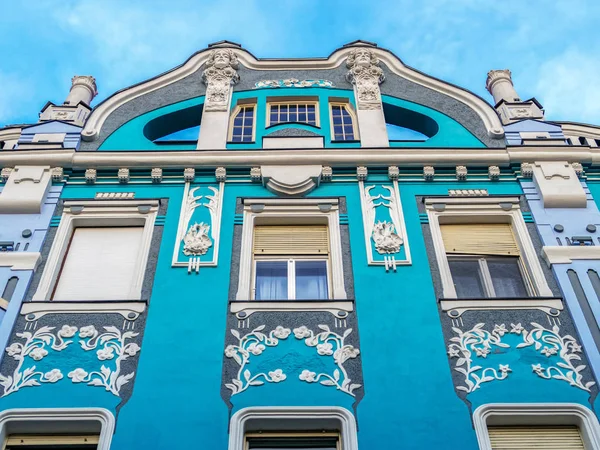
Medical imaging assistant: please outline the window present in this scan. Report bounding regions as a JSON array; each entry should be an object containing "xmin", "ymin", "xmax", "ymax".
[
  {"xmin": 229, "ymin": 407, "xmax": 358, "ymax": 450},
  {"xmin": 473, "ymin": 403, "xmax": 600, "ymax": 450},
  {"xmin": 235, "ymin": 199, "xmax": 347, "ymax": 302},
  {"xmin": 330, "ymin": 103, "xmax": 356, "ymax": 141},
  {"xmin": 245, "ymin": 433, "xmax": 339, "ymax": 450},
  {"xmin": 425, "ymin": 196, "xmax": 553, "ymax": 300},
  {"xmin": 52, "ymin": 227, "xmax": 144, "ymax": 301},
  {"xmin": 32, "ymin": 200, "xmax": 158, "ymax": 301},
  {"xmin": 230, "ymin": 104, "xmax": 255, "ymax": 142},
  {"xmin": 5, "ymin": 435, "xmax": 98, "ymax": 449},
  {"xmin": 268, "ymin": 101, "xmax": 318, "ymax": 127},
  {"xmin": 253, "ymin": 225, "xmax": 330, "ymax": 300},
  {"xmin": 442, "ymin": 223, "xmax": 529, "ymax": 298}
]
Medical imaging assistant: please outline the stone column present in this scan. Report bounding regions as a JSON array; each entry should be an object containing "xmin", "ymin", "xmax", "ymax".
[
  {"xmin": 346, "ymin": 48, "xmax": 389, "ymax": 147},
  {"xmin": 64, "ymin": 76, "xmax": 98, "ymax": 106},
  {"xmin": 197, "ymin": 49, "xmax": 240, "ymax": 149},
  {"xmin": 485, "ymin": 70, "xmax": 520, "ymax": 105}
]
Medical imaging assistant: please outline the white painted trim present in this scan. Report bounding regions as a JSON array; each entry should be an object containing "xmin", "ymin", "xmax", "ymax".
[
  {"xmin": 228, "ymin": 406, "xmax": 358, "ymax": 450},
  {"xmin": 425, "ymin": 198, "xmax": 553, "ymax": 298},
  {"xmin": 473, "ymin": 403, "xmax": 600, "ymax": 450},
  {"xmin": 358, "ymin": 180, "xmax": 411, "ymax": 266},
  {"xmin": 0, "ymin": 253, "xmax": 41, "ymax": 271},
  {"xmin": 558, "ymin": 123, "xmax": 600, "ymax": 140},
  {"xmin": 542, "ymin": 246, "xmax": 600, "ymax": 265},
  {"xmin": 32, "ymin": 200, "xmax": 158, "ymax": 301},
  {"xmin": 0, "ymin": 408, "xmax": 114, "ymax": 450},
  {"xmin": 81, "ymin": 46, "xmax": 503, "ymax": 141},
  {"xmin": 171, "ymin": 181, "xmax": 224, "ymax": 268},
  {"xmin": 235, "ymin": 199, "xmax": 347, "ymax": 301},
  {"xmin": 21, "ymin": 301, "xmax": 146, "ymax": 321},
  {"xmin": 230, "ymin": 300, "xmax": 353, "ymax": 318},
  {"xmin": 5, "ymin": 146, "xmax": 600, "ymax": 169},
  {"xmin": 440, "ymin": 298, "xmax": 563, "ymax": 317}
]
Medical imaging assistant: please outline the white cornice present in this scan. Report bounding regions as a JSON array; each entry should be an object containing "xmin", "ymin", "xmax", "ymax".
[
  {"xmin": 557, "ymin": 122, "xmax": 600, "ymax": 139},
  {"xmin": 81, "ymin": 45, "xmax": 504, "ymax": 141},
  {"xmin": 1, "ymin": 146, "xmax": 599, "ymax": 169},
  {"xmin": 542, "ymin": 246, "xmax": 600, "ymax": 265},
  {"xmin": 0, "ymin": 127, "xmax": 22, "ymax": 142}
]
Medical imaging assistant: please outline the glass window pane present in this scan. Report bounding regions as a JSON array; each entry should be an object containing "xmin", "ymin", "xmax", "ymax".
[
  {"xmin": 280, "ymin": 112, "xmax": 288, "ymax": 122},
  {"xmin": 270, "ymin": 112, "xmax": 278, "ymax": 124},
  {"xmin": 234, "ymin": 117, "xmax": 243, "ymax": 126},
  {"xmin": 448, "ymin": 259, "xmax": 485, "ymax": 298},
  {"xmin": 289, "ymin": 105, "xmax": 297, "ymax": 113},
  {"xmin": 308, "ymin": 112, "xmax": 316, "ymax": 121},
  {"xmin": 279, "ymin": 105, "xmax": 288, "ymax": 112},
  {"xmin": 488, "ymin": 257, "xmax": 528, "ymax": 297},
  {"xmin": 344, "ymin": 125, "xmax": 354, "ymax": 134},
  {"xmin": 248, "ymin": 436, "xmax": 338, "ymax": 449},
  {"xmin": 255, "ymin": 261, "xmax": 288, "ymax": 300},
  {"xmin": 333, "ymin": 116, "xmax": 342, "ymax": 125},
  {"xmin": 245, "ymin": 108, "xmax": 254, "ymax": 117},
  {"xmin": 231, "ymin": 135, "xmax": 241, "ymax": 142},
  {"xmin": 307, "ymin": 105, "xmax": 315, "ymax": 113},
  {"xmin": 295, "ymin": 261, "xmax": 328, "ymax": 300},
  {"xmin": 298, "ymin": 112, "xmax": 307, "ymax": 122},
  {"xmin": 289, "ymin": 112, "xmax": 297, "ymax": 122}
]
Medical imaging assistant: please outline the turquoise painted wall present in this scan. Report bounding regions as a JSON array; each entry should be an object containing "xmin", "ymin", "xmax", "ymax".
[
  {"xmin": 98, "ymin": 88, "xmax": 484, "ymax": 151},
  {"xmin": 0, "ymin": 177, "xmax": 593, "ymax": 449}
]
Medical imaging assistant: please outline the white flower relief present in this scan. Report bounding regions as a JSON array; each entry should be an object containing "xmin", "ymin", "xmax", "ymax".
[
  {"xmin": 299, "ymin": 370, "xmax": 317, "ymax": 382},
  {"xmin": 58, "ymin": 325, "xmax": 78, "ymax": 338},
  {"xmin": 5, "ymin": 343, "xmax": 21, "ymax": 356},
  {"xmin": 272, "ymin": 326, "xmax": 291, "ymax": 339},
  {"xmin": 44, "ymin": 369, "xmax": 63, "ymax": 382},
  {"xmin": 510, "ymin": 323, "xmax": 524, "ymax": 335},
  {"xmin": 316, "ymin": 343, "xmax": 334, "ymax": 356},
  {"xmin": 78, "ymin": 326, "xmax": 97, "ymax": 338},
  {"xmin": 268, "ymin": 369, "xmax": 286, "ymax": 382},
  {"xmin": 29, "ymin": 347, "xmax": 48, "ymax": 361},
  {"xmin": 96, "ymin": 347, "xmax": 115, "ymax": 361},
  {"xmin": 499, "ymin": 365, "xmax": 511, "ymax": 374},
  {"xmin": 247, "ymin": 343, "xmax": 266, "ymax": 356},
  {"xmin": 293, "ymin": 326, "xmax": 311, "ymax": 339},
  {"xmin": 68, "ymin": 368, "xmax": 89, "ymax": 383},
  {"xmin": 225, "ymin": 345, "xmax": 237, "ymax": 358},
  {"xmin": 124, "ymin": 343, "xmax": 141, "ymax": 357}
]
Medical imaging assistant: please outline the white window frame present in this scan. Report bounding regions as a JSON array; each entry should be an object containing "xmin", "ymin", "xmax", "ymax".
[
  {"xmin": 252, "ymin": 258, "xmax": 331, "ymax": 301},
  {"xmin": 425, "ymin": 196, "xmax": 553, "ymax": 300},
  {"xmin": 228, "ymin": 102, "xmax": 257, "ymax": 143},
  {"xmin": 266, "ymin": 98, "xmax": 320, "ymax": 128},
  {"xmin": 329, "ymin": 100, "xmax": 359, "ymax": 142},
  {"xmin": 0, "ymin": 408, "xmax": 114, "ymax": 450},
  {"xmin": 32, "ymin": 200, "xmax": 158, "ymax": 301},
  {"xmin": 473, "ymin": 403, "xmax": 600, "ymax": 450},
  {"xmin": 229, "ymin": 406, "xmax": 357, "ymax": 450},
  {"xmin": 236, "ymin": 199, "xmax": 347, "ymax": 301}
]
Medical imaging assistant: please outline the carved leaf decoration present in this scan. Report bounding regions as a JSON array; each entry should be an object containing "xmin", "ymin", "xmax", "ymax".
[
  {"xmin": 225, "ymin": 383, "xmax": 238, "ymax": 393},
  {"xmin": 244, "ymin": 370, "xmax": 251, "ymax": 382},
  {"xmin": 0, "ymin": 375, "xmax": 12, "ymax": 389},
  {"xmin": 22, "ymin": 367, "xmax": 35, "ymax": 379},
  {"xmin": 100, "ymin": 365, "xmax": 111, "ymax": 381},
  {"xmin": 320, "ymin": 379, "xmax": 335, "ymax": 386},
  {"xmin": 318, "ymin": 324, "xmax": 330, "ymax": 332},
  {"xmin": 250, "ymin": 380, "xmax": 264, "ymax": 386},
  {"xmin": 88, "ymin": 379, "xmax": 104, "ymax": 387},
  {"xmin": 231, "ymin": 330, "xmax": 240, "ymax": 339},
  {"xmin": 232, "ymin": 379, "xmax": 243, "ymax": 389},
  {"xmin": 116, "ymin": 373, "xmax": 134, "ymax": 391},
  {"xmin": 586, "ymin": 381, "xmax": 596, "ymax": 389},
  {"xmin": 253, "ymin": 325, "xmax": 266, "ymax": 332},
  {"xmin": 349, "ymin": 384, "xmax": 361, "ymax": 393},
  {"xmin": 456, "ymin": 358, "xmax": 466, "ymax": 367},
  {"xmin": 122, "ymin": 331, "xmax": 139, "ymax": 341},
  {"xmin": 333, "ymin": 369, "xmax": 340, "ymax": 382},
  {"xmin": 342, "ymin": 328, "xmax": 352, "ymax": 339},
  {"xmin": 456, "ymin": 386, "xmax": 469, "ymax": 392},
  {"xmin": 20, "ymin": 379, "xmax": 40, "ymax": 388}
]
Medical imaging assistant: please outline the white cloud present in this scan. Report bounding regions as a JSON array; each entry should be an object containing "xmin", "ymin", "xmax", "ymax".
[{"xmin": 536, "ymin": 48, "xmax": 600, "ymax": 123}]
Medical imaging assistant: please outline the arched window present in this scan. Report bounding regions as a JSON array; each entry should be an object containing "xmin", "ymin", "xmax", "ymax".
[
  {"xmin": 383, "ymin": 103, "xmax": 439, "ymax": 142},
  {"xmin": 267, "ymin": 100, "xmax": 318, "ymax": 127},
  {"xmin": 330, "ymin": 103, "xmax": 357, "ymax": 141},
  {"xmin": 229, "ymin": 104, "xmax": 256, "ymax": 142}
]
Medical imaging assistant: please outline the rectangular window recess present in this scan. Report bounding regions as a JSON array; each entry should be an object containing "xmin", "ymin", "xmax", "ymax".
[
  {"xmin": 245, "ymin": 432, "xmax": 340, "ymax": 450},
  {"xmin": 5, "ymin": 434, "xmax": 99, "ymax": 448}
]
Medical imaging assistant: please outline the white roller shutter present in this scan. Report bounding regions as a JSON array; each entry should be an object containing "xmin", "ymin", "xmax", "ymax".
[
  {"xmin": 253, "ymin": 225, "xmax": 329, "ymax": 255},
  {"xmin": 52, "ymin": 227, "xmax": 144, "ymax": 301},
  {"xmin": 488, "ymin": 426, "xmax": 585, "ymax": 449},
  {"xmin": 441, "ymin": 223, "xmax": 520, "ymax": 256}
]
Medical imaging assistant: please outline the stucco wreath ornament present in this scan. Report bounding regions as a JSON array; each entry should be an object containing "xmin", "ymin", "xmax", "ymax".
[{"xmin": 183, "ymin": 222, "xmax": 212, "ymax": 256}]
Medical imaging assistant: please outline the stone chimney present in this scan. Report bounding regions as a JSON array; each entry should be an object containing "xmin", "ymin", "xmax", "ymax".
[
  {"xmin": 485, "ymin": 69, "xmax": 544, "ymax": 124},
  {"xmin": 64, "ymin": 76, "xmax": 98, "ymax": 106}
]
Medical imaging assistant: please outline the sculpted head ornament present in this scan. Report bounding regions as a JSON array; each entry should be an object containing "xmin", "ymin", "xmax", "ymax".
[
  {"xmin": 207, "ymin": 48, "xmax": 239, "ymax": 70},
  {"xmin": 346, "ymin": 48, "xmax": 385, "ymax": 109},
  {"xmin": 346, "ymin": 48, "xmax": 380, "ymax": 69}
]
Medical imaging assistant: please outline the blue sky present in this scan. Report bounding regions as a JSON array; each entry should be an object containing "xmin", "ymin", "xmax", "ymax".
[{"xmin": 1, "ymin": 0, "xmax": 599, "ymax": 128}]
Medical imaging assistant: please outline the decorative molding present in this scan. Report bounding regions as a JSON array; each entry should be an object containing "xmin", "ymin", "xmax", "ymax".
[
  {"xmin": 250, "ymin": 167, "xmax": 262, "ymax": 182},
  {"xmin": 0, "ymin": 252, "xmax": 41, "ymax": 271},
  {"xmin": 456, "ymin": 165, "xmax": 467, "ymax": 180},
  {"xmin": 80, "ymin": 46, "xmax": 504, "ymax": 142},
  {"xmin": 151, "ymin": 167, "xmax": 162, "ymax": 183},
  {"xmin": 440, "ymin": 298, "xmax": 564, "ymax": 318},
  {"xmin": 202, "ymin": 49, "xmax": 239, "ymax": 112},
  {"xmin": 473, "ymin": 403, "xmax": 600, "ymax": 450},
  {"xmin": 224, "ymin": 325, "xmax": 290, "ymax": 395},
  {"xmin": 572, "ymin": 162, "xmax": 584, "ymax": 177},
  {"xmin": 388, "ymin": 166, "xmax": 399, "ymax": 180},
  {"xmin": 261, "ymin": 165, "xmax": 322, "ymax": 197},
  {"xmin": 117, "ymin": 168, "xmax": 129, "ymax": 183},
  {"xmin": 423, "ymin": 166, "xmax": 435, "ymax": 181},
  {"xmin": 84, "ymin": 168, "xmax": 97, "ymax": 184},
  {"xmin": 255, "ymin": 79, "xmax": 334, "ymax": 89},
  {"xmin": 228, "ymin": 407, "xmax": 358, "ymax": 450},
  {"xmin": 488, "ymin": 165, "xmax": 500, "ymax": 180},
  {"xmin": 94, "ymin": 192, "xmax": 135, "ymax": 200},
  {"xmin": 520, "ymin": 162, "xmax": 533, "ymax": 178},
  {"xmin": 0, "ymin": 168, "xmax": 13, "ymax": 183},
  {"xmin": 321, "ymin": 166, "xmax": 332, "ymax": 181},
  {"xmin": 0, "ymin": 325, "xmax": 76, "ymax": 397},
  {"xmin": 0, "ymin": 408, "xmax": 115, "ymax": 450},
  {"xmin": 448, "ymin": 323, "xmax": 511, "ymax": 393},
  {"xmin": 229, "ymin": 301, "xmax": 354, "ymax": 320},
  {"xmin": 542, "ymin": 246, "xmax": 600, "ymax": 265},
  {"xmin": 293, "ymin": 325, "xmax": 361, "ymax": 397},
  {"xmin": 356, "ymin": 166, "xmax": 367, "ymax": 181},
  {"xmin": 50, "ymin": 167, "xmax": 64, "ymax": 182},
  {"xmin": 183, "ymin": 167, "xmax": 195, "ymax": 182},
  {"xmin": 346, "ymin": 48, "xmax": 384, "ymax": 110},
  {"xmin": 517, "ymin": 322, "xmax": 595, "ymax": 392},
  {"xmin": 215, "ymin": 166, "xmax": 226, "ymax": 182},
  {"xmin": 21, "ymin": 301, "xmax": 146, "ymax": 321},
  {"xmin": 359, "ymin": 181, "xmax": 411, "ymax": 269},
  {"xmin": 172, "ymin": 182, "xmax": 223, "ymax": 270},
  {"xmin": 68, "ymin": 325, "xmax": 141, "ymax": 397},
  {"xmin": 448, "ymin": 189, "xmax": 488, "ymax": 197}
]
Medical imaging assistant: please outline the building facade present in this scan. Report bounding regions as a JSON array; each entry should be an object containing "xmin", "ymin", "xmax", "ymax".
[{"xmin": 0, "ymin": 40, "xmax": 599, "ymax": 449}]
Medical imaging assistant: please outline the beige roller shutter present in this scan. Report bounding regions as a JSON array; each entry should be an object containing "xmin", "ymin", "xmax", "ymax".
[
  {"xmin": 488, "ymin": 426, "xmax": 584, "ymax": 449},
  {"xmin": 441, "ymin": 223, "xmax": 520, "ymax": 256},
  {"xmin": 253, "ymin": 225, "xmax": 329, "ymax": 255},
  {"xmin": 52, "ymin": 227, "xmax": 144, "ymax": 301}
]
